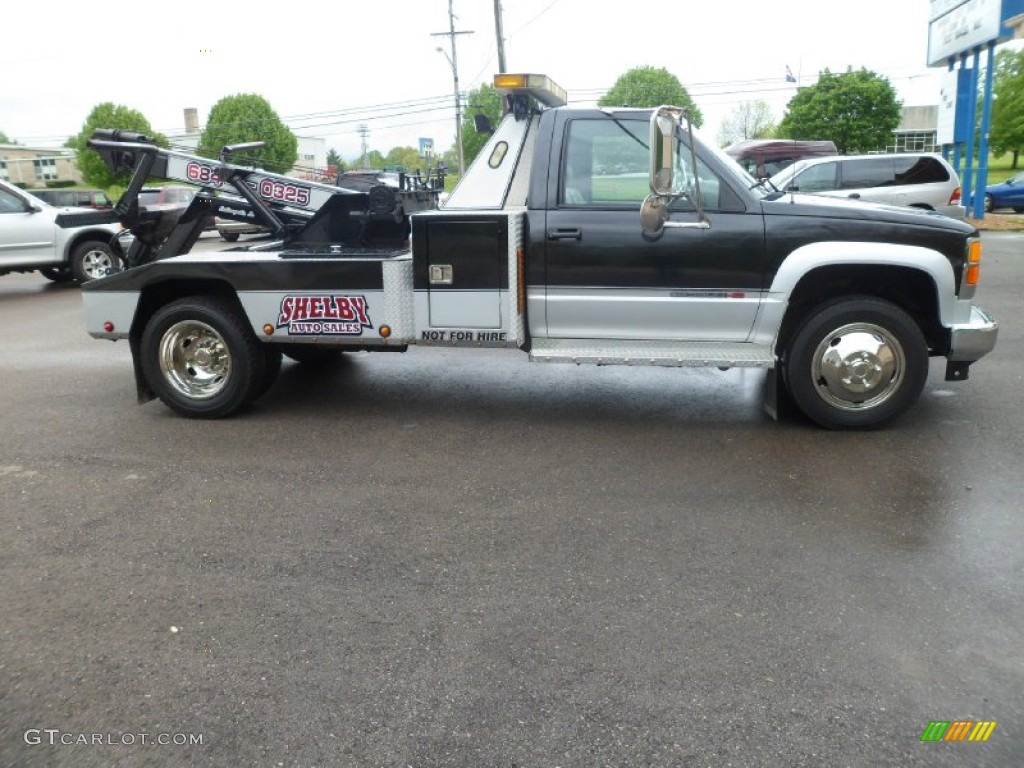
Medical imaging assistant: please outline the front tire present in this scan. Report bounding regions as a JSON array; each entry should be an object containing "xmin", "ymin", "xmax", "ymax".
[
  {"xmin": 140, "ymin": 296, "xmax": 266, "ymax": 418},
  {"xmin": 69, "ymin": 240, "xmax": 119, "ymax": 282},
  {"xmin": 220, "ymin": 233, "xmax": 240, "ymax": 242},
  {"xmin": 783, "ymin": 297, "xmax": 928, "ymax": 429}
]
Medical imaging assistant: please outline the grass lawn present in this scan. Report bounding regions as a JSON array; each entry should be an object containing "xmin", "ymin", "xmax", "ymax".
[{"xmin": 972, "ymin": 153, "xmax": 1021, "ymax": 184}]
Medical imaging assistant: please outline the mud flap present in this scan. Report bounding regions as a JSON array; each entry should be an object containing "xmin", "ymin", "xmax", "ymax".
[{"xmin": 762, "ymin": 368, "xmax": 799, "ymax": 422}]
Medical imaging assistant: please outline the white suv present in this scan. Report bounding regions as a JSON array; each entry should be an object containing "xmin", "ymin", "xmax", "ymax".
[
  {"xmin": 769, "ymin": 153, "xmax": 965, "ymax": 219},
  {"xmin": 0, "ymin": 179, "xmax": 123, "ymax": 282}
]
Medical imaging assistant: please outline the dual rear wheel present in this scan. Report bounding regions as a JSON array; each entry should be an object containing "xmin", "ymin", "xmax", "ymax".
[{"xmin": 140, "ymin": 296, "xmax": 346, "ymax": 418}]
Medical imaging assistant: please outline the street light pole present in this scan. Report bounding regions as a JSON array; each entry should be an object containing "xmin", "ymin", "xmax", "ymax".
[{"xmin": 431, "ymin": 0, "xmax": 472, "ymax": 176}]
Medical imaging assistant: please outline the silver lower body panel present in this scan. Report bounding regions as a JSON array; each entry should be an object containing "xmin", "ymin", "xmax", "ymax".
[{"xmin": 529, "ymin": 338, "xmax": 775, "ymax": 367}]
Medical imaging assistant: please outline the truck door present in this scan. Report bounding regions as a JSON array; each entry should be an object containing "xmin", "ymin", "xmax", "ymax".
[{"xmin": 539, "ymin": 114, "xmax": 764, "ymax": 342}]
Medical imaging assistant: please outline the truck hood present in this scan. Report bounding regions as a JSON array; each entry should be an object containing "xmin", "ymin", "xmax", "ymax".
[{"xmin": 762, "ymin": 193, "xmax": 976, "ymax": 235}]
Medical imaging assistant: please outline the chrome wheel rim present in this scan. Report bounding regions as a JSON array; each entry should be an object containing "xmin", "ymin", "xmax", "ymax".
[
  {"xmin": 80, "ymin": 248, "xmax": 115, "ymax": 279},
  {"xmin": 159, "ymin": 320, "xmax": 231, "ymax": 399},
  {"xmin": 811, "ymin": 322, "xmax": 905, "ymax": 411}
]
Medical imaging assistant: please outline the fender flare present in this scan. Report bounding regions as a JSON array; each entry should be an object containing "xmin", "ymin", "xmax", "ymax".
[{"xmin": 750, "ymin": 240, "xmax": 957, "ymax": 347}]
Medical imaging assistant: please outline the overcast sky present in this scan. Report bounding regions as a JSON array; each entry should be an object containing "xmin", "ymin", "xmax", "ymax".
[{"xmin": 2, "ymin": 1, "xmax": 1019, "ymax": 161}]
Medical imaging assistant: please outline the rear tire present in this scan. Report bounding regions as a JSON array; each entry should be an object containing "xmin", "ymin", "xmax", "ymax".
[
  {"xmin": 783, "ymin": 297, "xmax": 928, "ymax": 430},
  {"xmin": 69, "ymin": 240, "xmax": 119, "ymax": 282},
  {"xmin": 1014, "ymin": 207, "xmax": 1024, "ymax": 214},
  {"xmin": 140, "ymin": 296, "xmax": 266, "ymax": 419},
  {"xmin": 221, "ymin": 233, "xmax": 240, "ymax": 242},
  {"xmin": 984, "ymin": 194, "xmax": 994, "ymax": 213}
]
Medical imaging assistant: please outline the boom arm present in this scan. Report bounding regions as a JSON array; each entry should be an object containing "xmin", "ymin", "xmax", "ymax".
[{"xmin": 86, "ymin": 130, "xmax": 444, "ymax": 266}]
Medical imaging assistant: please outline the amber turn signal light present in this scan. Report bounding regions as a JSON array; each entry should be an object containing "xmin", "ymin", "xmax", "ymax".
[{"xmin": 965, "ymin": 240, "xmax": 982, "ymax": 286}]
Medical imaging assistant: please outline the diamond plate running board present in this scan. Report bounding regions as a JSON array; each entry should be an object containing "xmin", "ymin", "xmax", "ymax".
[{"xmin": 529, "ymin": 338, "xmax": 776, "ymax": 368}]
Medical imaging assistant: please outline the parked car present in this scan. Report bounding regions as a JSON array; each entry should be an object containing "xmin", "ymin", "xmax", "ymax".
[
  {"xmin": 30, "ymin": 188, "xmax": 112, "ymax": 209},
  {"xmin": 0, "ymin": 179, "xmax": 122, "ymax": 282},
  {"xmin": 980, "ymin": 171, "xmax": 1024, "ymax": 213},
  {"xmin": 725, "ymin": 139, "xmax": 837, "ymax": 179},
  {"xmin": 769, "ymin": 153, "xmax": 965, "ymax": 219}
]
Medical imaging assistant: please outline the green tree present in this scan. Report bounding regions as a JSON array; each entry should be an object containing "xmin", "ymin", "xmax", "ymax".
[
  {"xmin": 778, "ymin": 67, "xmax": 901, "ymax": 154},
  {"xmin": 198, "ymin": 94, "xmax": 297, "ymax": 174},
  {"xmin": 717, "ymin": 100, "xmax": 776, "ymax": 146},
  {"xmin": 0, "ymin": 129, "xmax": 14, "ymax": 144},
  {"xmin": 598, "ymin": 66, "xmax": 703, "ymax": 127},
  {"xmin": 383, "ymin": 146, "xmax": 426, "ymax": 173},
  {"xmin": 326, "ymin": 148, "xmax": 346, "ymax": 172},
  {"xmin": 458, "ymin": 83, "xmax": 504, "ymax": 168},
  {"xmin": 71, "ymin": 103, "xmax": 168, "ymax": 188},
  {"xmin": 354, "ymin": 149, "xmax": 385, "ymax": 170},
  {"xmin": 990, "ymin": 48, "xmax": 1024, "ymax": 168}
]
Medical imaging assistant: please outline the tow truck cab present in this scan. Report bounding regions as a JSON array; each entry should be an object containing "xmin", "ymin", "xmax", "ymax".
[{"xmin": 83, "ymin": 73, "xmax": 997, "ymax": 428}]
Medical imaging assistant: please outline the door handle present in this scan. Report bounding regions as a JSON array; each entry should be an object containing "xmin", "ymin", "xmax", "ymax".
[
  {"xmin": 547, "ymin": 228, "xmax": 582, "ymax": 241},
  {"xmin": 429, "ymin": 264, "xmax": 453, "ymax": 285},
  {"xmin": 847, "ymin": 193, "xmax": 861, "ymax": 199}
]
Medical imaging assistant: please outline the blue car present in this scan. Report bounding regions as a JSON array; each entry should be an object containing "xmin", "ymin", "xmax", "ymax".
[{"xmin": 983, "ymin": 171, "xmax": 1024, "ymax": 213}]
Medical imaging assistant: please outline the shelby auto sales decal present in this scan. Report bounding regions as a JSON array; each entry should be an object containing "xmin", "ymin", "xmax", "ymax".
[{"xmin": 277, "ymin": 295, "xmax": 372, "ymax": 336}]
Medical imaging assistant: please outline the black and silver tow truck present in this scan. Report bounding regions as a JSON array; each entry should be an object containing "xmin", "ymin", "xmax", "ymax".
[{"xmin": 81, "ymin": 73, "xmax": 997, "ymax": 429}]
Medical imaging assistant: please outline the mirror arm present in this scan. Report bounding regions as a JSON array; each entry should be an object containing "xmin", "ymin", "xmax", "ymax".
[{"xmin": 681, "ymin": 112, "xmax": 708, "ymax": 225}]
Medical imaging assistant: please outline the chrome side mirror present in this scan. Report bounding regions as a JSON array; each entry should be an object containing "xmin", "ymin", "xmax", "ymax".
[
  {"xmin": 640, "ymin": 195, "xmax": 668, "ymax": 239},
  {"xmin": 644, "ymin": 106, "xmax": 709, "ymax": 238},
  {"xmin": 650, "ymin": 108, "xmax": 684, "ymax": 197}
]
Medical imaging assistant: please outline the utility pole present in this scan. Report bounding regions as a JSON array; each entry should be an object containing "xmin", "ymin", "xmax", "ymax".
[
  {"xmin": 493, "ymin": 0, "xmax": 507, "ymax": 73},
  {"xmin": 357, "ymin": 124, "xmax": 369, "ymax": 168},
  {"xmin": 431, "ymin": 1, "xmax": 473, "ymax": 175}
]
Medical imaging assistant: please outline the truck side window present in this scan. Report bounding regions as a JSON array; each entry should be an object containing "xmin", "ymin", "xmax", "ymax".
[
  {"xmin": 561, "ymin": 119, "xmax": 648, "ymax": 206},
  {"xmin": 561, "ymin": 118, "xmax": 725, "ymax": 209}
]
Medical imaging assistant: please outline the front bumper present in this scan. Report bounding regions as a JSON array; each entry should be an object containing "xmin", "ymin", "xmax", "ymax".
[{"xmin": 948, "ymin": 305, "xmax": 998, "ymax": 362}]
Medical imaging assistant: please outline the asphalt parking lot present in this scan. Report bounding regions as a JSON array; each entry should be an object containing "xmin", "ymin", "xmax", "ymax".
[{"xmin": 1, "ymin": 232, "xmax": 1022, "ymax": 767}]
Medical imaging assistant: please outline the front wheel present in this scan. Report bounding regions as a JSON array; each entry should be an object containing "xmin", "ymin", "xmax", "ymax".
[
  {"xmin": 69, "ymin": 240, "xmax": 119, "ymax": 282},
  {"xmin": 783, "ymin": 297, "xmax": 928, "ymax": 429},
  {"xmin": 140, "ymin": 296, "xmax": 266, "ymax": 418},
  {"xmin": 220, "ymin": 232, "xmax": 240, "ymax": 242}
]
